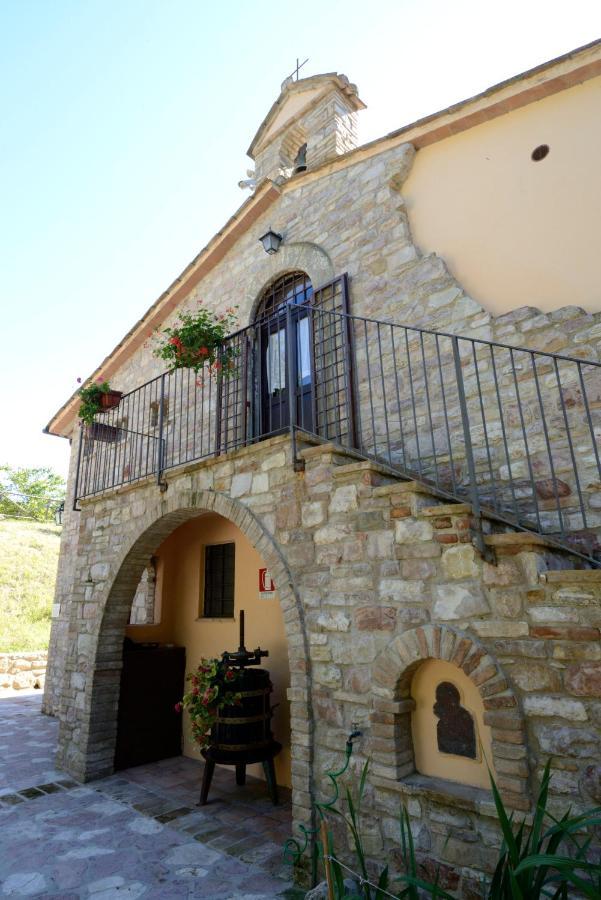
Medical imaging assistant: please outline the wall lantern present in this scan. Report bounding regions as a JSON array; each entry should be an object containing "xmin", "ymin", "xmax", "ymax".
[
  {"xmin": 258, "ymin": 228, "xmax": 283, "ymax": 255},
  {"xmin": 54, "ymin": 501, "xmax": 65, "ymax": 527}
]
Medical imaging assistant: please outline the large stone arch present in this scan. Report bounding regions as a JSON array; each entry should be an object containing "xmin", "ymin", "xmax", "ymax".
[
  {"xmin": 56, "ymin": 483, "xmax": 312, "ymax": 820},
  {"xmin": 370, "ymin": 624, "xmax": 530, "ymax": 810},
  {"xmin": 244, "ymin": 240, "xmax": 335, "ymax": 324}
]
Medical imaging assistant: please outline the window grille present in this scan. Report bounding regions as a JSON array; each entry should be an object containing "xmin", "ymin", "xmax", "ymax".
[{"xmin": 203, "ymin": 542, "xmax": 235, "ymax": 618}]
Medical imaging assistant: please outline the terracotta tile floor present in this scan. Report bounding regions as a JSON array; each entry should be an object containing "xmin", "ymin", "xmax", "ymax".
[
  {"xmin": 0, "ymin": 690, "xmax": 304, "ymax": 898},
  {"xmin": 112, "ymin": 753, "xmax": 295, "ymax": 874}
]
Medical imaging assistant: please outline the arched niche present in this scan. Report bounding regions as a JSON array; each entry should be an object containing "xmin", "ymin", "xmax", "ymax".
[
  {"xmin": 412, "ymin": 658, "xmax": 494, "ymax": 789},
  {"xmin": 371, "ymin": 624, "xmax": 529, "ymax": 809}
]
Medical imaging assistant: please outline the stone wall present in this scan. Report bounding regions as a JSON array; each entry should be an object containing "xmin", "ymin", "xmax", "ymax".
[
  {"xmin": 1, "ymin": 652, "xmax": 47, "ymax": 690},
  {"xmin": 47, "ymin": 433, "xmax": 601, "ymax": 888},
  {"xmin": 43, "ymin": 427, "xmax": 83, "ymax": 715}
]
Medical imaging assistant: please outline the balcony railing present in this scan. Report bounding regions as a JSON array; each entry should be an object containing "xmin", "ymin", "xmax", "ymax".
[{"xmin": 74, "ymin": 288, "xmax": 601, "ymax": 566}]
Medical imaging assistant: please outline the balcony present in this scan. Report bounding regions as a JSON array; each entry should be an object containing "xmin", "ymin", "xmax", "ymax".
[{"xmin": 75, "ymin": 277, "xmax": 601, "ymax": 566}]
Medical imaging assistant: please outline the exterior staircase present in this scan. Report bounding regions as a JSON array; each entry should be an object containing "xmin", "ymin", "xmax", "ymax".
[{"xmin": 74, "ymin": 295, "xmax": 601, "ymax": 567}]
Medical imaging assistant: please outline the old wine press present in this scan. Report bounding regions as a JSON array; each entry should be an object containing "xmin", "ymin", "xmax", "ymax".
[{"xmin": 199, "ymin": 610, "xmax": 281, "ymax": 805}]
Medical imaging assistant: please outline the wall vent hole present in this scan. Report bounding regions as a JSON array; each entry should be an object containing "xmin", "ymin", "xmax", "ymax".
[{"xmin": 531, "ymin": 144, "xmax": 549, "ymax": 161}]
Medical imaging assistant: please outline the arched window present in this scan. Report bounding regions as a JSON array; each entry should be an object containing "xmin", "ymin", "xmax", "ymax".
[
  {"xmin": 255, "ymin": 271, "xmax": 312, "ymax": 320},
  {"xmin": 254, "ymin": 272, "xmax": 314, "ymax": 436}
]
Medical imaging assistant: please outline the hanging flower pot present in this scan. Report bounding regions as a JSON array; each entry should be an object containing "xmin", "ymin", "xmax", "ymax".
[
  {"xmin": 77, "ymin": 380, "xmax": 122, "ymax": 425},
  {"xmin": 152, "ymin": 305, "xmax": 239, "ymax": 376},
  {"xmin": 99, "ymin": 390, "xmax": 123, "ymax": 411}
]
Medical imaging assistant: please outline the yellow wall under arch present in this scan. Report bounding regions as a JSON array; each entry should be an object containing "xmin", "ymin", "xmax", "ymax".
[
  {"xmin": 126, "ymin": 511, "xmax": 291, "ymax": 788},
  {"xmin": 411, "ymin": 658, "xmax": 495, "ymax": 789}
]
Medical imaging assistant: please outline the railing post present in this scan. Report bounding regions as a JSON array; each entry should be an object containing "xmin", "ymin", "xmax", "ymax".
[
  {"xmin": 72, "ymin": 425, "xmax": 84, "ymax": 510},
  {"xmin": 285, "ymin": 302, "xmax": 303, "ymax": 471},
  {"xmin": 215, "ymin": 354, "xmax": 223, "ymax": 457},
  {"xmin": 451, "ymin": 336, "xmax": 485, "ymax": 555},
  {"xmin": 156, "ymin": 373, "xmax": 166, "ymax": 487}
]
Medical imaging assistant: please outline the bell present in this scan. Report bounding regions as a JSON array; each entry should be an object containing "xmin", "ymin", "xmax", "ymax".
[{"xmin": 294, "ymin": 143, "xmax": 307, "ymax": 173}]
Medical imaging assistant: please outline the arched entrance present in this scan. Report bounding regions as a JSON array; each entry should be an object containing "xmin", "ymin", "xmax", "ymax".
[
  {"xmin": 56, "ymin": 486, "xmax": 312, "ymax": 816},
  {"xmin": 119, "ymin": 510, "xmax": 293, "ymax": 788},
  {"xmin": 254, "ymin": 270, "xmax": 314, "ymax": 435}
]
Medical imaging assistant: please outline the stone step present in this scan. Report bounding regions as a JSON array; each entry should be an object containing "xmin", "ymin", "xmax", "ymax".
[
  {"xmin": 299, "ymin": 441, "xmax": 365, "ymax": 468},
  {"xmin": 484, "ymin": 532, "xmax": 598, "ymax": 573},
  {"xmin": 299, "ymin": 438, "xmax": 601, "ymax": 572},
  {"xmin": 539, "ymin": 569, "xmax": 601, "ymax": 584},
  {"xmin": 331, "ymin": 459, "xmax": 406, "ymax": 486},
  {"xmin": 484, "ymin": 533, "xmax": 554, "ymax": 555}
]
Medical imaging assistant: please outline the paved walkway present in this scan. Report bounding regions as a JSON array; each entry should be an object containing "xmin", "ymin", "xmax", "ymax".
[{"xmin": 0, "ymin": 692, "xmax": 304, "ymax": 899}]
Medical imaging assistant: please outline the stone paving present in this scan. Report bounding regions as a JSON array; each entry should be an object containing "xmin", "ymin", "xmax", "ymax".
[{"xmin": 0, "ymin": 691, "xmax": 304, "ymax": 898}]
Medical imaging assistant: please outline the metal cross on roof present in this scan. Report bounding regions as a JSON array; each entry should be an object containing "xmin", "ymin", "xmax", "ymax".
[{"xmin": 286, "ymin": 57, "xmax": 309, "ymax": 82}]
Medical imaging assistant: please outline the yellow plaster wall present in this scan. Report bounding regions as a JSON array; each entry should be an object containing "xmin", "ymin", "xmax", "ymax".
[
  {"xmin": 403, "ymin": 76, "xmax": 601, "ymax": 314},
  {"xmin": 126, "ymin": 512, "xmax": 291, "ymax": 787},
  {"xmin": 411, "ymin": 659, "xmax": 494, "ymax": 789}
]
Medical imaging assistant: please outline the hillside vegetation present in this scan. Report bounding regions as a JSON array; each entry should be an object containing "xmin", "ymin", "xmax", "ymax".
[{"xmin": 0, "ymin": 518, "xmax": 61, "ymax": 652}]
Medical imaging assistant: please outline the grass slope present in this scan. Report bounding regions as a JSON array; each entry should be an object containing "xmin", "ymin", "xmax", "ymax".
[{"xmin": 0, "ymin": 518, "xmax": 61, "ymax": 652}]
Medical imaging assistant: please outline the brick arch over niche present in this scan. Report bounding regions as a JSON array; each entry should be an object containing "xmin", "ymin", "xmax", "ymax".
[
  {"xmin": 244, "ymin": 241, "xmax": 335, "ymax": 323},
  {"xmin": 371, "ymin": 624, "xmax": 530, "ymax": 811},
  {"xmin": 56, "ymin": 486, "xmax": 312, "ymax": 816}
]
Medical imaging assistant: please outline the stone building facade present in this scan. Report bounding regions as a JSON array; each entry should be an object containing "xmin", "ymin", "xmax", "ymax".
[{"xmin": 44, "ymin": 43, "xmax": 601, "ymax": 889}]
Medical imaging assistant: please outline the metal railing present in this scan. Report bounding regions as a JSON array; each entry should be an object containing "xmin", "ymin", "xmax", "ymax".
[{"xmin": 74, "ymin": 301, "xmax": 601, "ymax": 565}]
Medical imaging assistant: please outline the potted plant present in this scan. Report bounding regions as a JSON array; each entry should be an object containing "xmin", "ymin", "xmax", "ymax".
[
  {"xmin": 77, "ymin": 380, "xmax": 123, "ymax": 426},
  {"xmin": 152, "ymin": 305, "xmax": 238, "ymax": 376},
  {"xmin": 175, "ymin": 657, "xmax": 241, "ymax": 749}
]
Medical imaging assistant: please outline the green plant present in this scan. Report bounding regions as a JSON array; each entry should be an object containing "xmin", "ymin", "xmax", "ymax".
[
  {"xmin": 152, "ymin": 305, "xmax": 238, "ymax": 375},
  {"xmin": 325, "ymin": 761, "xmax": 453, "ymax": 899},
  {"xmin": 0, "ymin": 519, "xmax": 61, "ymax": 652},
  {"xmin": 175, "ymin": 657, "xmax": 241, "ymax": 749},
  {"xmin": 488, "ymin": 758, "xmax": 601, "ymax": 899},
  {"xmin": 290, "ymin": 753, "xmax": 601, "ymax": 899},
  {"xmin": 77, "ymin": 380, "xmax": 116, "ymax": 425}
]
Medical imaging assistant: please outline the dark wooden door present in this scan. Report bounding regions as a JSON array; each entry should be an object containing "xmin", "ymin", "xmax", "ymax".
[
  {"xmin": 255, "ymin": 272, "xmax": 314, "ymax": 437},
  {"xmin": 115, "ymin": 643, "xmax": 185, "ymax": 770},
  {"xmin": 259, "ymin": 304, "xmax": 314, "ymax": 435}
]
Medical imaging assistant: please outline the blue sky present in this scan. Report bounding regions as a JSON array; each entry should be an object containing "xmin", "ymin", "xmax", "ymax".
[{"xmin": 1, "ymin": 0, "xmax": 599, "ymax": 477}]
